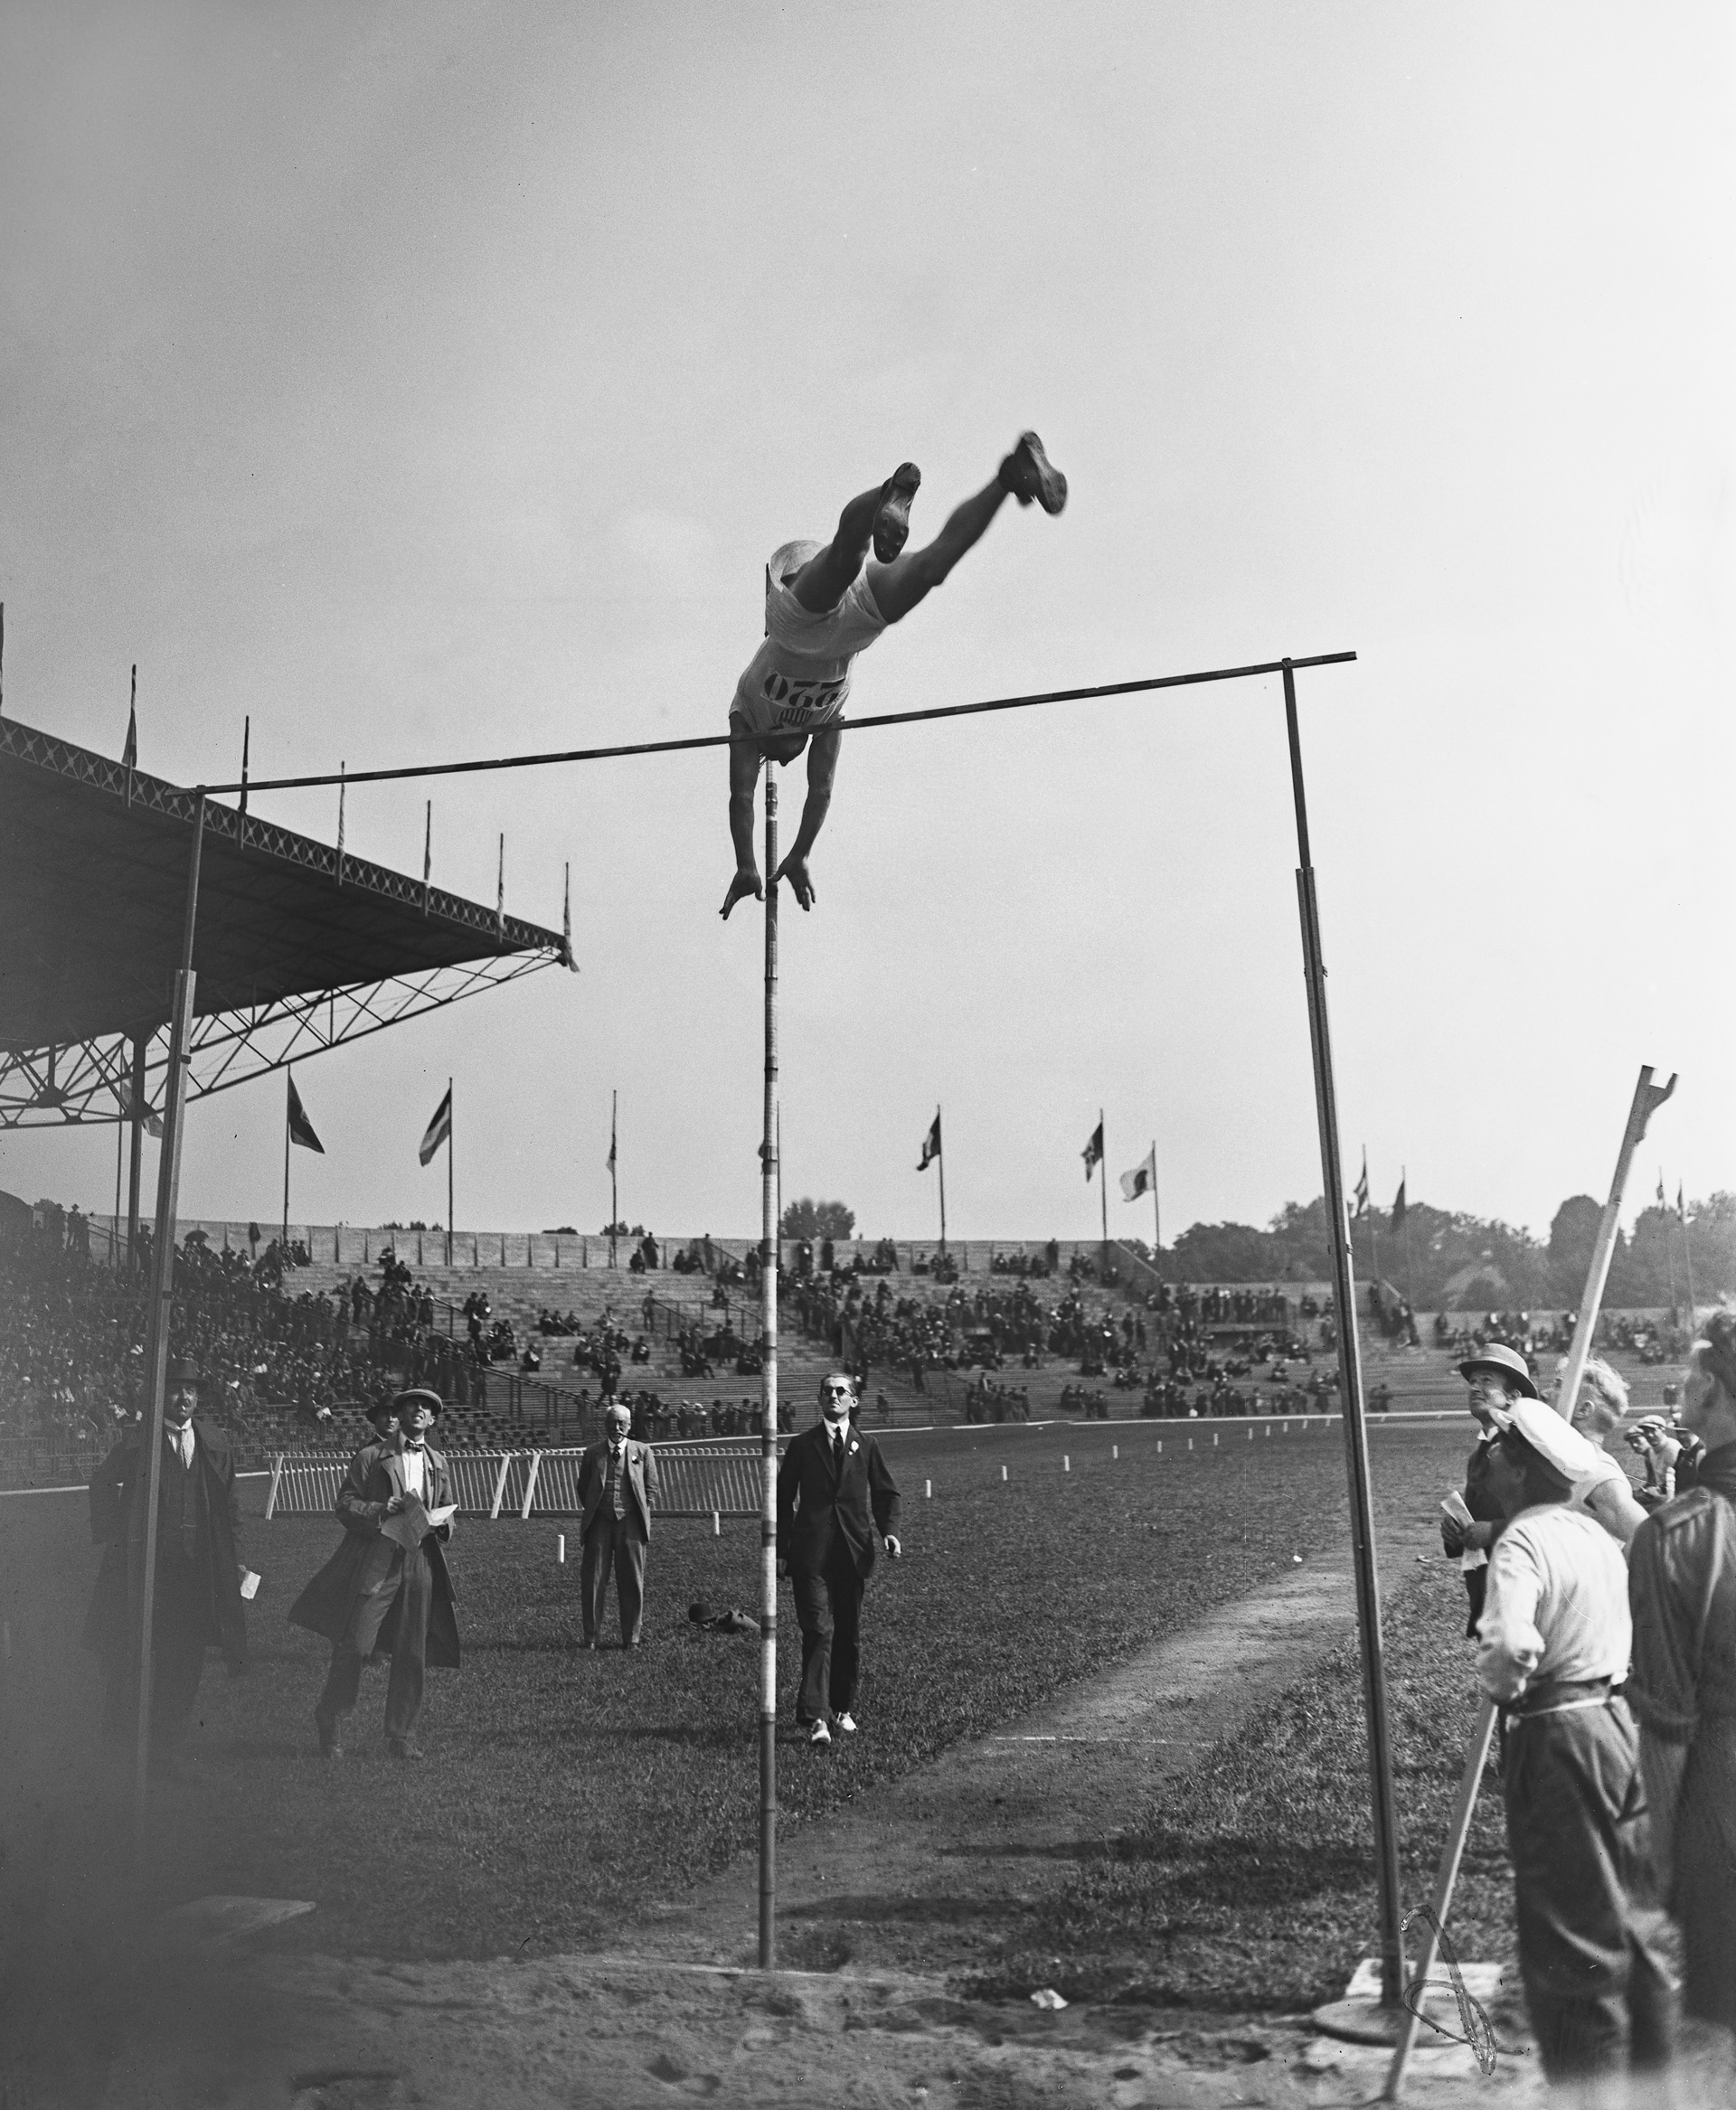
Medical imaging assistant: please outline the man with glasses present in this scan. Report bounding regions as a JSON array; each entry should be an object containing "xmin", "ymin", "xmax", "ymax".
[{"xmin": 777, "ymin": 1373, "xmax": 901, "ymax": 1747}]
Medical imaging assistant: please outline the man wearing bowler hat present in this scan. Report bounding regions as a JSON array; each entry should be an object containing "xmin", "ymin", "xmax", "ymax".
[
  {"xmin": 81, "ymin": 1356, "xmax": 248, "ymax": 1766},
  {"xmin": 578, "ymin": 1402, "xmax": 661, "ymax": 1647},
  {"xmin": 290, "ymin": 1387, "xmax": 458, "ymax": 1760}
]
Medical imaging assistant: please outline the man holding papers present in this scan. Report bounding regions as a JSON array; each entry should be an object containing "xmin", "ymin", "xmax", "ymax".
[{"xmin": 290, "ymin": 1388, "xmax": 460, "ymax": 1761}]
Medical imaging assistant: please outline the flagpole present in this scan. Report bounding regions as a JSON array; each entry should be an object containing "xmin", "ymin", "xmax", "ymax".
[
  {"xmin": 1151, "ymin": 1141, "xmax": 1160, "ymax": 1257},
  {"xmin": 1682, "ymin": 1194, "xmax": 1698, "ymax": 1332},
  {"xmin": 446, "ymin": 1078, "xmax": 454, "ymax": 1269},
  {"xmin": 937, "ymin": 1106, "xmax": 948, "ymax": 1258},
  {"xmin": 609, "ymin": 1089, "xmax": 618, "ymax": 1270},
  {"xmin": 1660, "ymin": 1173, "xmax": 1680, "ymax": 1322},
  {"xmin": 1099, "ymin": 1108, "xmax": 1108, "ymax": 1258},
  {"xmin": 112, "ymin": 1107, "xmax": 125, "ymax": 1271}
]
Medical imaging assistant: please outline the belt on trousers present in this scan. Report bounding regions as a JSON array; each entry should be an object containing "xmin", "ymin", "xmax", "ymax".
[{"xmin": 1504, "ymin": 1676, "xmax": 1616, "ymax": 1720}]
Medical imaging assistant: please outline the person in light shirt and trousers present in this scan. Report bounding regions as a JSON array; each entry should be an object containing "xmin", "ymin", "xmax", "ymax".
[
  {"xmin": 578, "ymin": 1402, "xmax": 660, "ymax": 1648},
  {"xmin": 1476, "ymin": 1395, "xmax": 1675, "ymax": 2091}
]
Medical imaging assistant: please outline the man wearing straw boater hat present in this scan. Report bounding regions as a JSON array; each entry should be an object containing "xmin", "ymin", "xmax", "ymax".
[
  {"xmin": 1475, "ymin": 1394, "xmax": 1675, "ymax": 2090},
  {"xmin": 290, "ymin": 1387, "xmax": 458, "ymax": 1761},
  {"xmin": 577, "ymin": 1401, "xmax": 661, "ymax": 1649}
]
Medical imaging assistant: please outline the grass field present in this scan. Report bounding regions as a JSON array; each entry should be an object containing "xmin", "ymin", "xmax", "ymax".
[
  {"xmin": 2, "ymin": 1415, "xmax": 1511, "ymax": 1983},
  {"xmin": 992, "ymin": 1554, "xmax": 1519, "ymax": 2010}
]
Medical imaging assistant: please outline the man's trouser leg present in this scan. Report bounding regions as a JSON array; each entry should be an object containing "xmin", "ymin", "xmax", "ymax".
[
  {"xmin": 612, "ymin": 1521, "xmax": 647, "ymax": 1644},
  {"xmin": 316, "ymin": 1641, "xmax": 364, "ymax": 1734},
  {"xmin": 826, "ymin": 1553, "xmax": 865, "ymax": 1718},
  {"xmin": 581, "ymin": 1516, "xmax": 617, "ymax": 1642},
  {"xmin": 1503, "ymin": 1702, "xmax": 1677, "ymax": 2083},
  {"xmin": 150, "ymin": 1553, "xmax": 209, "ymax": 1750},
  {"xmin": 382, "ymin": 1546, "xmax": 432, "ymax": 1743},
  {"xmin": 792, "ymin": 1568, "xmax": 834, "ymax": 1724}
]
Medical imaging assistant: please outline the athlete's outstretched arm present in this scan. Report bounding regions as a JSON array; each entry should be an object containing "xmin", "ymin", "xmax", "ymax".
[
  {"xmin": 721, "ymin": 725, "xmax": 764, "ymax": 920},
  {"xmin": 774, "ymin": 728, "xmax": 840, "ymax": 912}
]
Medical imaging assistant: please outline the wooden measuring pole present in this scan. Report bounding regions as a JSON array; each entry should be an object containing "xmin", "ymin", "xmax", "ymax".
[{"xmin": 758, "ymin": 777, "xmax": 780, "ymax": 1970}]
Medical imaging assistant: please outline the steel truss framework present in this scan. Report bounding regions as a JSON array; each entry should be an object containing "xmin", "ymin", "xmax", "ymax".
[
  {"xmin": 0, "ymin": 953, "xmax": 558, "ymax": 1130},
  {"xmin": 0, "ymin": 712, "xmax": 570, "ymax": 1129}
]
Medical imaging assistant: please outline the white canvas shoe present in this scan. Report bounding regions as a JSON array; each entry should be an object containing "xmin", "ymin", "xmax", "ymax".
[
  {"xmin": 807, "ymin": 1719, "xmax": 832, "ymax": 1747},
  {"xmin": 835, "ymin": 1711, "xmax": 858, "ymax": 1734}
]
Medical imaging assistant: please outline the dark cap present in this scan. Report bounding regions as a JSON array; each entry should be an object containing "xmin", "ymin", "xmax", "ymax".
[
  {"xmin": 165, "ymin": 1357, "xmax": 211, "ymax": 1390},
  {"xmin": 364, "ymin": 1399, "xmax": 401, "ymax": 1431}
]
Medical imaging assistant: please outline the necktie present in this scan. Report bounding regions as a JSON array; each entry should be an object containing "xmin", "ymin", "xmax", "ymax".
[{"xmin": 172, "ymin": 1427, "xmax": 193, "ymax": 1467}]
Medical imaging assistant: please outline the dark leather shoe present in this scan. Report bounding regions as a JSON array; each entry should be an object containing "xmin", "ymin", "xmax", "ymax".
[
  {"xmin": 314, "ymin": 1711, "xmax": 342, "ymax": 1759},
  {"xmin": 872, "ymin": 463, "xmax": 921, "ymax": 562},
  {"xmin": 386, "ymin": 1738, "xmax": 423, "ymax": 1762},
  {"xmin": 998, "ymin": 431, "xmax": 1067, "ymax": 513}
]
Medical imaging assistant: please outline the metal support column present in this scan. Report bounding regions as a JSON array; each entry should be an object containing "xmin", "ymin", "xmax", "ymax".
[{"xmin": 1281, "ymin": 664, "xmax": 1405, "ymax": 2009}]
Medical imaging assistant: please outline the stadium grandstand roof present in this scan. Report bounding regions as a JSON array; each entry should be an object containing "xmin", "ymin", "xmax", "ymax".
[{"xmin": 0, "ymin": 715, "xmax": 571, "ymax": 1130}]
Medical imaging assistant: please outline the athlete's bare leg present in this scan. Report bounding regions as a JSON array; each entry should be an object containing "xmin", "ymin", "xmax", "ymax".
[
  {"xmin": 788, "ymin": 466, "xmax": 921, "ymax": 614},
  {"xmin": 869, "ymin": 432, "xmax": 1067, "ymax": 625}
]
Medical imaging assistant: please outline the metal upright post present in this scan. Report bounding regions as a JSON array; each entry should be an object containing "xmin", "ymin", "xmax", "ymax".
[
  {"xmin": 1280, "ymin": 663, "xmax": 1405, "ymax": 2011},
  {"xmin": 128, "ymin": 791, "xmax": 207, "ymax": 1842},
  {"xmin": 126, "ymin": 1032, "xmax": 147, "ymax": 1274},
  {"xmin": 758, "ymin": 777, "xmax": 780, "ymax": 1971},
  {"xmin": 936, "ymin": 1106, "xmax": 948, "ymax": 1257}
]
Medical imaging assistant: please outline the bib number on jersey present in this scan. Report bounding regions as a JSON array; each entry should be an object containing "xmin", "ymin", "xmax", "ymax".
[{"xmin": 764, "ymin": 672, "xmax": 844, "ymax": 729}]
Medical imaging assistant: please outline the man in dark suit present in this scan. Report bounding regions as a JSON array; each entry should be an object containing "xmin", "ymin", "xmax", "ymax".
[
  {"xmin": 289, "ymin": 1388, "xmax": 458, "ymax": 1760},
  {"xmin": 81, "ymin": 1357, "xmax": 248, "ymax": 1765},
  {"xmin": 778, "ymin": 1372, "xmax": 901, "ymax": 1746},
  {"xmin": 578, "ymin": 1402, "xmax": 661, "ymax": 1648}
]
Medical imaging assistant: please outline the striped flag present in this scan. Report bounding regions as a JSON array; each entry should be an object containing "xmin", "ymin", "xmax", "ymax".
[
  {"xmin": 1354, "ymin": 1152, "xmax": 1370, "ymax": 1218},
  {"xmin": 1119, "ymin": 1146, "xmax": 1156, "ymax": 1202},
  {"xmin": 419, "ymin": 1085, "xmax": 452, "ymax": 1166},
  {"xmin": 917, "ymin": 1112, "xmax": 941, "ymax": 1171},
  {"xmin": 1082, "ymin": 1120, "xmax": 1103, "ymax": 1179},
  {"xmin": 287, "ymin": 1073, "xmax": 325, "ymax": 1154}
]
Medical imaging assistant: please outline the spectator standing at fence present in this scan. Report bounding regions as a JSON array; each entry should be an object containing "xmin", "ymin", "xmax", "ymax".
[
  {"xmin": 778, "ymin": 1373, "xmax": 901, "ymax": 1747},
  {"xmin": 81, "ymin": 1357, "xmax": 248, "ymax": 1766},
  {"xmin": 290, "ymin": 1387, "xmax": 458, "ymax": 1761},
  {"xmin": 1628, "ymin": 1313, "xmax": 1736, "ymax": 2052},
  {"xmin": 1441, "ymin": 1342, "xmax": 1537, "ymax": 1637},
  {"xmin": 1476, "ymin": 1396, "xmax": 1675, "ymax": 2090},
  {"xmin": 577, "ymin": 1401, "xmax": 660, "ymax": 1649}
]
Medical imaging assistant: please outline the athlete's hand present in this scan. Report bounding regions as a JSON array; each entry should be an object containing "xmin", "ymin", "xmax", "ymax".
[
  {"xmin": 775, "ymin": 853, "xmax": 816, "ymax": 911},
  {"xmin": 721, "ymin": 869, "xmax": 763, "ymax": 920}
]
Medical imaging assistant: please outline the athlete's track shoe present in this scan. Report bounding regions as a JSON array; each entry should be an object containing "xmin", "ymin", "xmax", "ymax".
[
  {"xmin": 872, "ymin": 463, "xmax": 922, "ymax": 562},
  {"xmin": 999, "ymin": 431, "xmax": 1068, "ymax": 514}
]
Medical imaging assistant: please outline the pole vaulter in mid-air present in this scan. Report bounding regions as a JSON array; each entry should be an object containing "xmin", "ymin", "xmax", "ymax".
[{"xmin": 720, "ymin": 431, "xmax": 1069, "ymax": 920}]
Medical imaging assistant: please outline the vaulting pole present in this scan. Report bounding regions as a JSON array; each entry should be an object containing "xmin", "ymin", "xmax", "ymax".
[
  {"xmin": 129, "ymin": 790, "xmax": 206, "ymax": 1842},
  {"xmin": 1281, "ymin": 662, "xmax": 1405, "ymax": 2011},
  {"xmin": 758, "ymin": 776, "xmax": 780, "ymax": 1971}
]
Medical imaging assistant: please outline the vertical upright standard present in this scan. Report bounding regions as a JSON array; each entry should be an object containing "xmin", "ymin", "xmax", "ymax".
[
  {"xmin": 1280, "ymin": 663, "xmax": 1405, "ymax": 2009},
  {"xmin": 128, "ymin": 791, "xmax": 208, "ymax": 1840},
  {"xmin": 758, "ymin": 777, "xmax": 781, "ymax": 1970}
]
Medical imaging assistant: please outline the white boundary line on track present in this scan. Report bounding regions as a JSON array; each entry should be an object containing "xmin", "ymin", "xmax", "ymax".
[{"xmin": 0, "ymin": 1468, "xmax": 274, "ymax": 1499}]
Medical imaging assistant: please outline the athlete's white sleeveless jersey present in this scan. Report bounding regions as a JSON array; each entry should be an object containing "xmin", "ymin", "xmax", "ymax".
[{"xmin": 730, "ymin": 541, "xmax": 887, "ymax": 739}]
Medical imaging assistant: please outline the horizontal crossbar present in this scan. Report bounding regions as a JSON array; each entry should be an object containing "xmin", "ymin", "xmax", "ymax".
[{"xmin": 196, "ymin": 652, "xmax": 1357, "ymax": 796}]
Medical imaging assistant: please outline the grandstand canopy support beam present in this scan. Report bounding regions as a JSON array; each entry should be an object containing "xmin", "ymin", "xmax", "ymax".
[
  {"xmin": 1282, "ymin": 663, "xmax": 1405, "ymax": 2011},
  {"xmin": 129, "ymin": 792, "xmax": 207, "ymax": 1845}
]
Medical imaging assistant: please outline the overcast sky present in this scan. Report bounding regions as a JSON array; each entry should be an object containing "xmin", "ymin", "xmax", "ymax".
[{"xmin": 3, "ymin": 2, "xmax": 1731, "ymax": 1247}]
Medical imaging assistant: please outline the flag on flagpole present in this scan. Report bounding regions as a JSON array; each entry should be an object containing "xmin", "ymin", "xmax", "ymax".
[
  {"xmin": 122, "ymin": 698, "xmax": 137, "ymax": 771},
  {"xmin": 1082, "ymin": 1120, "xmax": 1104, "ymax": 1179},
  {"xmin": 607, "ymin": 1107, "xmax": 618, "ymax": 1173},
  {"xmin": 287, "ymin": 1073, "xmax": 325, "ymax": 1154},
  {"xmin": 118, "ymin": 1075, "xmax": 163, "ymax": 1138},
  {"xmin": 917, "ymin": 1112, "xmax": 942, "ymax": 1171},
  {"xmin": 418, "ymin": 1085, "xmax": 452, "ymax": 1166},
  {"xmin": 1656, "ymin": 1173, "xmax": 1667, "ymax": 1208},
  {"xmin": 1119, "ymin": 1145, "xmax": 1156, "ymax": 1202},
  {"xmin": 1677, "ymin": 1182, "xmax": 1687, "ymax": 1222},
  {"xmin": 1354, "ymin": 1152, "xmax": 1370, "ymax": 1218},
  {"xmin": 1391, "ymin": 1173, "xmax": 1408, "ymax": 1235}
]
